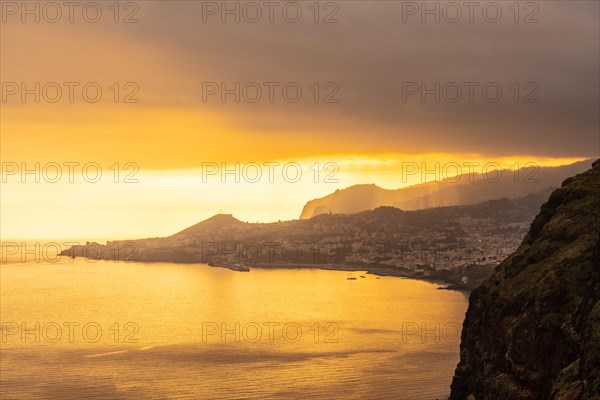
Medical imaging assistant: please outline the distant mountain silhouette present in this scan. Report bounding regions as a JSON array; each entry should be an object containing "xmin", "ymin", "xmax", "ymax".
[
  {"xmin": 173, "ymin": 213, "xmax": 243, "ymax": 236},
  {"xmin": 300, "ymin": 160, "xmax": 593, "ymax": 219}
]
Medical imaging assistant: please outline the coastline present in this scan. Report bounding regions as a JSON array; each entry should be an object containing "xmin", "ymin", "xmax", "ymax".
[
  {"xmin": 62, "ymin": 254, "xmax": 472, "ymax": 292},
  {"xmin": 248, "ymin": 262, "xmax": 470, "ymax": 292}
]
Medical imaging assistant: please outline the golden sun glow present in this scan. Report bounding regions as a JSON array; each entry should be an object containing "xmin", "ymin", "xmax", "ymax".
[{"xmin": 1, "ymin": 153, "xmax": 585, "ymax": 239}]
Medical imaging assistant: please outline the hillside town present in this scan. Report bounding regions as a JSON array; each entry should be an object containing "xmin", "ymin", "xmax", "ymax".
[{"xmin": 63, "ymin": 190, "xmax": 550, "ymax": 289}]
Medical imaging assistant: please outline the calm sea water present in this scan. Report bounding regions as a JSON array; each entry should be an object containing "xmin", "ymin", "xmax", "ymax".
[{"xmin": 1, "ymin": 256, "xmax": 468, "ymax": 400}]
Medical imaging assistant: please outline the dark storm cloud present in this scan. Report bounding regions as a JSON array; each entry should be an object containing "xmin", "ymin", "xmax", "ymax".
[
  {"xmin": 149, "ymin": 0, "xmax": 599, "ymax": 157},
  {"xmin": 16, "ymin": 0, "xmax": 597, "ymax": 157}
]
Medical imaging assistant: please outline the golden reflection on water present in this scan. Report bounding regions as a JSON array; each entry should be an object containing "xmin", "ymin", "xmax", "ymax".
[{"xmin": 1, "ymin": 259, "xmax": 468, "ymax": 399}]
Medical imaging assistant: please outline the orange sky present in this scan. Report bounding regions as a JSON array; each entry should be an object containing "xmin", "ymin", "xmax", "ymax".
[{"xmin": 1, "ymin": 1, "xmax": 598, "ymax": 239}]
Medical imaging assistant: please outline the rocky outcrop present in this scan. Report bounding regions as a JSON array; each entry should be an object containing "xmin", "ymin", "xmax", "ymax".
[{"xmin": 449, "ymin": 160, "xmax": 600, "ymax": 399}]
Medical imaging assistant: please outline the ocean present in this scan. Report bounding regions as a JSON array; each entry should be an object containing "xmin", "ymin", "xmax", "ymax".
[{"xmin": 1, "ymin": 255, "xmax": 467, "ymax": 399}]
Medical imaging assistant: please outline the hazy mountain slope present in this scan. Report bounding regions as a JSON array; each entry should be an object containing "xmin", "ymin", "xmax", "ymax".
[
  {"xmin": 449, "ymin": 160, "xmax": 600, "ymax": 399},
  {"xmin": 300, "ymin": 160, "xmax": 592, "ymax": 219},
  {"xmin": 173, "ymin": 213, "xmax": 244, "ymax": 236}
]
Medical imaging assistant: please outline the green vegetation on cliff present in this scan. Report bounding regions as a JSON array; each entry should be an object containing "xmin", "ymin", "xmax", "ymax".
[{"xmin": 450, "ymin": 160, "xmax": 600, "ymax": 399}]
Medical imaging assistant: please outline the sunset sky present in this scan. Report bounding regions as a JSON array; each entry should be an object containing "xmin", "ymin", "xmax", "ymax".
[{"xmin": 1, "ymin": 1, "xmax": 598, "ymax": 239}]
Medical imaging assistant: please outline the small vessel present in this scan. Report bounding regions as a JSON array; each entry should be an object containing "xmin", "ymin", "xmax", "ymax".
[
  {"xmin": 347, "ymin": 277, "xmax": 357, "ymax": 280},
  {"xmin": 359, "ymin": 275, "xmax": 366, "ymax": 278}
]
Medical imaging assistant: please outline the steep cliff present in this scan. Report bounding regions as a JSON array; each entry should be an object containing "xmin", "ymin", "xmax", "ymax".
[{"xmin": 449, "ymin": 160, "xmax": 600, "ymax": 399}]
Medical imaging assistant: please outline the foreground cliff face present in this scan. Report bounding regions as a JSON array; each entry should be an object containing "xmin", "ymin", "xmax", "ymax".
[{"xmin": 449, "ymin": 160, "xmax": 600, "ymax": 399}]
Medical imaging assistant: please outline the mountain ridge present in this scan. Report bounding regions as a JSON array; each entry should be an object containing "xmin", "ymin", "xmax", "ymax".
[{"xmin": 300, "ymin": 160, "xmax": 593, "ymax": 219}]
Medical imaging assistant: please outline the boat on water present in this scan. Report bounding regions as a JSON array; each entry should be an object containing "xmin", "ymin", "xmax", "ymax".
[{"xmin": 347, "ymin": 277, "xmax": 357, "ymax": 280}]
